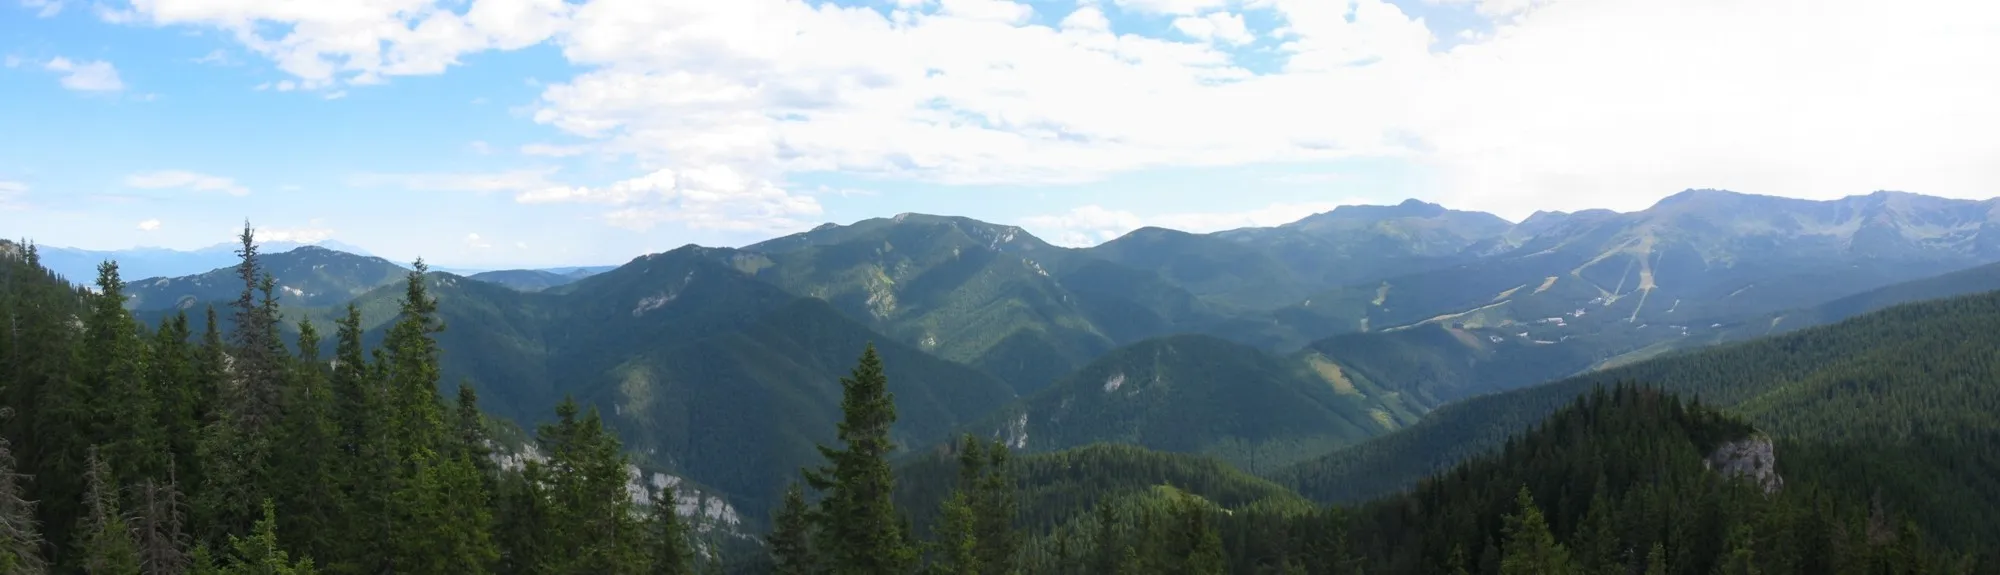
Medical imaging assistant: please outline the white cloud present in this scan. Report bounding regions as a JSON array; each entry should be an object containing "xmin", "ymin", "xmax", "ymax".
[
  {"xmin": 353, "ymin": 168, "xmax": 561, "ymax": 194},
  {"xmin": 1021, "ymin": 201, "xmax": 1345, "ymax": 247},
  {"xmin": 103, "ymin": 0, "xmax": 573, "ymax": 90},
  {"xmin": 45, "ymin": 57, "xmax": 125, "ymax": 92},
  {"xmin": 129, "ymin": 0, "xmax": 2000, "ymax": 221},
  {"xmin": 522, "ymin": 167, "xmax": 823, "ymax": 232},
  {"xmin": 136, "ymin": 219, "xmax": 162, "ymax": 231},
  {"xmin": 469, "ymin": 140, "xmax": 493, "ymax": 154},
  {"xmin": 258, "ymin": 220, "xmax": 336, "ymax": 243},
  {"xmin": 21, "ymin": 0, "xmax": 63, "ymax": 18},
  {"xmin": 520, "ymin": 143, "xmax": 588, "ymax": 157},
  {"xmin": 192, "ymin": 49, "xmax": 237, "ymax": 66},
  {"xmin": 1111, "ymin": 0, "xmax": 1230, "ymax": 16},
  {"xmin": 125, "ymin": 170, "xmax": 249, "ymax": 196},
  {"xmin": 1172, "ymin": 12, "xmax": 1254, "ymax": 46},
  {"xmin": 465, "ymin": 233, "xmax": 492, "ymax": 248}
]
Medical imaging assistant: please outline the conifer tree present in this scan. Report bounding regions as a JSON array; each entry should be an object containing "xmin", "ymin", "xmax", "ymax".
[
  {"xmin": 768, "ymin": 483, "xmax": 816, "ymax": 575},
  {"xmin": 648, "ymin": 485, "xmax": 695, "ymax": 575},
  {"xmin": 1642, "ymin": 543, "xmax": 1668, "ymax": 575},
  {"xmin": 326, "ymin": 303, "xmax": 388, "ymax": 573},
  {"xmin": 492, "ymin": 460, "xmax": 552, "ymax": 575},
  {"xmin": 378, "ymin": 262, "xmax": 498, "ymax": 574},
  {"xmin": 150, "ymin": 313, "xmax": 204, "ymax": 492},
  {"xmin": 1718, "ymin": 524, "xmax": 1759, "ymax": 575},
  {"xmin": 804, "ymin": 344, "xmax": 914, "ymax": 575},
  {"xmin": 131, "ymin": 474, "xmax": 191, "ymax": 575},
  {"xmin": 275, "ymin": 320, "xmax": 338, "ymax": 561},
  {"xmin": 214, "ymin": 501, "xmax": 316, "ymax": 575},
  {"xmin": 74, "ymin": 447, "xmax": 141, "ymax": 575},
  {"xmin": 1500, "ymin": 487, "xmax": 1575, "ymax": 575},
  {"xmin": 1090, "ymin": 500, "xmax": 1119, "ymax": 575},
  {"xmin": 83, "ymin": 261, "xmax": 164, "ymax": 487},
  {"xmin": 928, "ymin": 490, "xmax": 979, "ymax": 575},
  {"xmin": 195, "ymin": 306, "xmax": 226, "ymax": 427},
  {"xmin": 1572, "ymin": 487, "xmax": 1620, "ymax": 575},
  {"xmin": 971, "ymin": 439, "xmax": 1016, "ymax": 575},
  {"xmin": 0, "ymin": 429, "xmax": 45, "ymax": 575},
  {"xmin": 538, "ymin": 398, "xmax": 644, "ymax": 573}
]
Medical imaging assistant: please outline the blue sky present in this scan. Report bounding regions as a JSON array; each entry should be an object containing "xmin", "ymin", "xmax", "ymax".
[{"xmin": 4, "ymin": 0, "xmax": 1996, "ymax": 268}]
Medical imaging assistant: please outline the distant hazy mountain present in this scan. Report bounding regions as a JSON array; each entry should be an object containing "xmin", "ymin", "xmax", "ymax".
[
  {"xmin": 466, "ymin": 266, "xmax": 611, "ymax": 292},
  {"xmin": 123, "ymin": 246, "xmax": 409, "ymax": 311},
  {"xmin": 34, "ymin": 239, "xmax": 375, "ymax": 284},
  {"xmin": 1257, "ymin": 190, "xmax": 2000, "ymax": 350}
]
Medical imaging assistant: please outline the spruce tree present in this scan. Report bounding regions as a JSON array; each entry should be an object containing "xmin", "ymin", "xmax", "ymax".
[
  {"xmin": 149, "ymin": 313, "xmax": 204, "ymax": 493},
  {"xmin": 804, "ymin": 344, "xmax": 914, "ymax": 575},
  {"xmin": 131, "ymin": 475, "xmax": 191, "ymax": 575},
  {"xmin": 539, "ymin": 398, "xmax": 644, "ymax": 573},
  {"xmin": 928, "ymin": 490, "xmax": 978, "ymax": 575},
  {"xmin": 648, "ymin": 485, "xmax": 694, "ymax": 575},
  {"xmin": 971, "ymin": 440, "xmax": 1016, "ymax": 575},
  {"xmin": 74, "ymin": 447, "xmax": 142, "ymax": 575},
  {"xmin": 214, "ymin": 501, "xmax": 316, "ymax": 575},
  {"xmin": 1500, "ymin": 487, "xmax": 1575, "ymax": 575},
  {"xmin": 1572, "ymin": 488, "xmax": 1620, "ymax": 575},
  {"xmin": 275, "ymin": 320, "xmax": 338, "ymax": 562},
  {"xmin": 327, "ymin": 303, "xmax": 388, "ymax": 573},
  {"xmin": 1642, "ymin": 542, "xmax": 1668, "ymax": 575},
  {"xmin": 0, "ymin": 430, "xmax": 45, "ymax": 575},
  {"xmin": 1719, "ymin": 524, "xmax": 1759, "ymax": 575},
  {"xmin": 82, "ymin": 261, "xmax": 164, "ymax": 487},
  {"xmin": 768, "ymin": 483, "xmax": 816, "ymax": 575},
  {"xmin": 378, "ymin": 262, "xmax": 498, "ymax": 574}
]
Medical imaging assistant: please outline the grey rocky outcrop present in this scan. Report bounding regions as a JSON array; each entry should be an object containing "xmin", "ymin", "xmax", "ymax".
[{"xmin": 1705, "ymin": 435, "xmax": 1784, "ymax": 494}]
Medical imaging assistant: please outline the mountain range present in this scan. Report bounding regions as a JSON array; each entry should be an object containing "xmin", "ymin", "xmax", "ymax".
[{"xmin": 78, "ymin": 188, "xmax": 2000, "ymax": 524}]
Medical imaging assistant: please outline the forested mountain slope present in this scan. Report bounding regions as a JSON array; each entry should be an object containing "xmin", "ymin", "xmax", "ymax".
[
  {"xmin": 319, "ymin": 247, "xmax": 1017, "ymax": 516},
  {"xmin": 1279, "ymin": 287, "xmax": 2000, "ymax": 548},
  {"xmin": 123, "ymin": 245, "xmax": 410, "ymax": 310},
  {"xmin": 977, "ymin": 334, "xmax": 1427, "ymax": 474}
]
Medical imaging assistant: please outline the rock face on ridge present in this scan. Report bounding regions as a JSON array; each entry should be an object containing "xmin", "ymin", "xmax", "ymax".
[{"xmin": 1706, "ymin": 435, "xmax": 1784, "ymax": 494}]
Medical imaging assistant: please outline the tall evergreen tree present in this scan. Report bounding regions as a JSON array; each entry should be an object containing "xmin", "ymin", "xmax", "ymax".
[
  {"xmin": 74, "ymin": 448, "xmax": 141, "ymax": 575},
  {"xmin": 1500, "ymin": 487, "xmax": 1575, "ymax": 575},
  {"xmin": 768, "ymin": 483, "xmax": 816, "ymax": 575},
  {"xmin": 149, "ymin": 313, "xmax": 204, "ymax": 494},
  {"xmin": 213, "ymin": 501, "xmax": 316, "ymax": 575},
  {"xmin": 131, "ymin": 474, "xmax": 191, "ymax": 575},
  {"xmin": 82, "ymin": 261, "xmax": 164, "ymax": 487},
  {"xmin": 971, "ymin": 440, "xmax": 1017, "ymax": 575},
  {"xmin": 648, "ymin": 485, "xmax": 694, "ymax": 575},
  {"xmin": 275, "ymin": 320, "xmax": 338, "ymax": 562},
  {"xmin": 804, "ymin": 344, "xmax": 914, "ymax": 575},
  {"xmin": 326, "ymin": 303, "xmax": 387, "ymax": 574},
  {"xmin": 0, "ymin": 428, "xmax": 45, "ymax": 575},
  {"xmin": 378, "ymin": 262, "xmax": 498, "ymax": 574},
  {"xmin": 928, "ymin": 490, "xmax": 978, "ymax": 575},
  {"xmin": 538, "ymin": 398, "xmax": 644, "ymax": 573}
]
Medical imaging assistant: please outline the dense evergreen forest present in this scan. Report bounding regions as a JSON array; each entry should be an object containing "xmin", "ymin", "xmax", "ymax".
[{"xmin": 6, "ymin": 229, "xmax": 1997, "ymax": 574}]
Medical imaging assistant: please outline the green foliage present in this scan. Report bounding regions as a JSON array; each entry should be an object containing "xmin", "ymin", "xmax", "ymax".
[
  {"xmin": 804, "ymin": 344, "xmax": 917, "ymax": 574},
  {"xmin": 1279, "ymin": 288, "xmax": 2000, "ymax": 550},
  {"xmin": 212, "ymin": 501, "xmax": 316, "ymax": 575},
  {"xmin": 649, "ymin": 484, "xmax": 696, "ymax": 575},
  {"xmin": 995, "ymin": 334, "xmax": 1418, "ymax": 474},
  {"xmin": 766, "ymin": 483, "xmax": 816, "ymax": 575}
]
